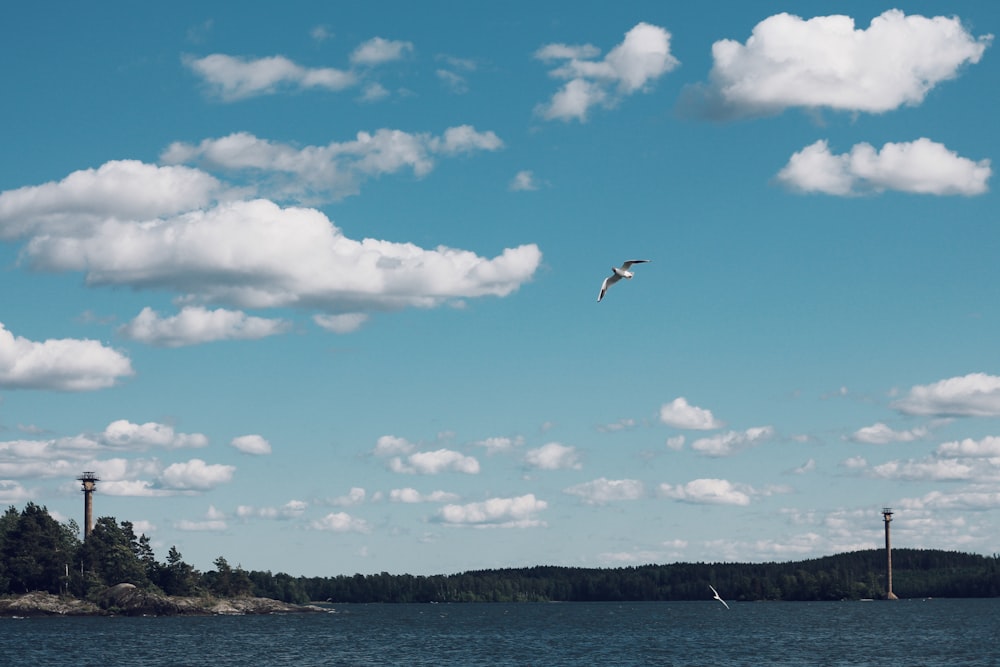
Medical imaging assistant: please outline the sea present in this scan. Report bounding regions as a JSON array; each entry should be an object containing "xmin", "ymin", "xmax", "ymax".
[{"xmin": 2, "ymin": 599, "xmax": 999, "ymax": 666}]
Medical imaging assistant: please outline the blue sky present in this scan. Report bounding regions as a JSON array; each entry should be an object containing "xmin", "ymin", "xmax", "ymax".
[{"xmin": 1, "ymin": 1, "xmax": 998, "ymax": 577}]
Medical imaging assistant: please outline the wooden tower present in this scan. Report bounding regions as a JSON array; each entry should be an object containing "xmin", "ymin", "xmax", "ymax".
[{"xmin": 882, "ymin": 508, "xmax": 898, "ymax": 600}]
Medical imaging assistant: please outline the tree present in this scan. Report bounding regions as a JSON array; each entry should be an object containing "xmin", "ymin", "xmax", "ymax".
[
  {"xmin": 78, "ymin": 516, "xmax": 150, "ymax": 590},
  {"xmin": 0, "ymin": 503, "xmax": 78, "ymax": 594}
]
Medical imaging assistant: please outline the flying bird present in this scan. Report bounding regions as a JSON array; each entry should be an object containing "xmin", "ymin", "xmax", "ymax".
[
  {"xmin": 709, "ymin": 585, "xmax": 730, "ymax": 610},
  {"xmin": 597, "ymin": 259, "xmax": 650, "ymax": 302}
]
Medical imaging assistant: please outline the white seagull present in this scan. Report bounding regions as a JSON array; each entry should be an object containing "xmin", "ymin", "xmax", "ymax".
[
  {"xmin": 709, "ymin": 585, "xmax": 730, "ymax": 610},
  {"xmin": 597, "ymin": 259, "xmax": 650, "ymax": 302}
]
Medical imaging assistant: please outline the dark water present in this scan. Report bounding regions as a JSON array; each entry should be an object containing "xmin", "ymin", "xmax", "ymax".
[{"xmin": 3, "ymin": 599, "xmax": 999, "ymax": 666}]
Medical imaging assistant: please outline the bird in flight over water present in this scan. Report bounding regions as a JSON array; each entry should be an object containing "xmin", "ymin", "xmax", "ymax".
[
  {"xmin": 709, "ymin": 585, "xmax": 730, "ymax": 610},
  {"xmin": 597, "ymin": 259, "xmax": 650, "ymax": 302}
]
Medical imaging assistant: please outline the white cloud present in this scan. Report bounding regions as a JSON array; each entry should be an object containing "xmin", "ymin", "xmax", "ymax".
[
  {"xmin": 472, "ymin": 436, "xmax": 524, "ymax": 455},
  {"xmin": 665, "ymin": 435, "xmax": 685, "ymax": 451},
  {"xmin": 310, "ymin": 511, "xmax": 371, "ymax": 533},
  {"xmin": 389, "ymin": 448, "xmax": 480, "ymax": 475},
  {"xmin": 535, "ymin": 22, "xmax": 679, "ymax": 121},
  {"xmin": 597, "ymin": 418, "xmax": 635, "ymax": 433},
  {"xmin": 524, "ymin": 442, "xmax": 581, "ymax": 470},
  {"xmin": 229, "ymin": 434, "xmax": 272, "ymax": 455},
  {"xmin": 791, "ymin": 459, "xmax": 816, "ymax": 475},
  {"xmin": 685, "ymin": 9, "xmax": 991, "ymax": 118},
  {"xmin": 2, "ymin": 175, "xmax": 541, "ymax": 317},
  {"xmin": 936, "ymin": 436, "xmax": 1000, "ymax": 458},
  {"xmin": 564, "ymin": 478, "xmax": 644, "ymax": 505},
  {"xmin": 184, "ymin": 54, "xmax": 356, "ymax": 101},
  {"xmin": 850, "ymin": 421, "xmax": 928, "ymax": 444},
  {"xmin": 871, "ymin": 457, "xmax": 975, "ymax": 481},
  {"xmin": 162, "ymin": 127, "xmax": 503, "ymax": 203},
  {"xmin": 0, "ymin": 160, "xmax": 222, "ymax": 239},
  {"xmin": 238, "ymin": 500, "xmax": 307, "ymax": 520},
  {"xmin": 690, "ymin": 426, "xmax": 773, "ymax": 457},
  {"xmin": 374, "ymin": 435, "xmax": 415, "ymax": 457},
  {"xmin": 777, "ymin": 139, "xmax": 990, "ymax": 196},
  {"xmin": 176, "ymin": 519, "xmax": 227, "ymax": 531},
  {"xmin": 842, "ymin": 456, "xmax": 868, "ymax": 469},
  {"xmin": 658, "ymin": 478, "xmax": 752, "ymax": 506},
  {"xmin": 0, "ymin": 322, "xmax": 133, "ymax": 391},
  {"xmin": 328, "ymin": 487, "xmax": 367, "ymax": 507},
  {"xmin": 389, "ymin": 488, "xmax": 459, "ymax": 503},
  {"xmin": 159, "ymin": 458, "xmax": 235, "ymax": 490},
  {"xmin": 509, "ymin": 170, "xmax": 539, "ymax": 192},
  {"xmin": 120, "ymin": 306, "xmax": 290, "ymax": 347},
  {"xmin": 0, "ymin": 480, "xmax": 33, "ymax": 503},
  {"xmin": 101, "ymin": 419, "xmax": 208, "ymax": 450},
  {"xmin": 898, "ymin": 488, "xmax": 1000, "ymax": 511},
  {"xmin": 350, "ymin": 37, "xmax": 414, "ymax": 66},
  {"xmin": 313, "ymin": 313, "xmax": 369, "ymax": 334},
  {"xmin": 893, "ymin": 373, "xmax": 1000, "ymax": 417},
  {"xmin": 438, "ymin": 493, "xmax": 547, "ymax": 528},
  {"xmin": 659, "ymin": 397, "xmax": 723, "ymax": 430}
]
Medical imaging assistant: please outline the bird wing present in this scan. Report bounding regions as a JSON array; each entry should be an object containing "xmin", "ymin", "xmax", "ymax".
[
  {"xmin": 709, "ymin": 585, "xmax": 719, "ymax": 597},
  {"xmin": 620, "ymin": 259, "xmax": 650, "ymax": 270},
  {"xmin": 597, "ymin": 273, "xmax": 621, "ymax": 301}
]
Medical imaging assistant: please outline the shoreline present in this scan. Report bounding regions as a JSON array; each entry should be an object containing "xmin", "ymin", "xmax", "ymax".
[{"xmin": 0, "ymin": 585, "xmax": 324, "ymax": 617}]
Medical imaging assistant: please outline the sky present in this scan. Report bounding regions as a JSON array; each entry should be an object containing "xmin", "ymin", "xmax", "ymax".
[{"xmin": 1, "ymin": 1, "xmax": 999, "ymax": 577}]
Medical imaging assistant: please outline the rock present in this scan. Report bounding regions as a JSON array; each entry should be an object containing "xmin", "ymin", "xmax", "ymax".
[
  {"xmin": 0, "ymin": 591, "xmax": 100, "ymax": 616},
  {"xmin": 1, "ymin": 587, "xmax": 323, "ymax": 617}
]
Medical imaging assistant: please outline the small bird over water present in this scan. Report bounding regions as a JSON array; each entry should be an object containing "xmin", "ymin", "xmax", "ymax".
[
  {"xmin": 597, "ymin": 259, "xmax": 650, "ymax": 302},
  {"xmin": 709, "ymin": 584, "xmax": 730, "ymax": 610}
]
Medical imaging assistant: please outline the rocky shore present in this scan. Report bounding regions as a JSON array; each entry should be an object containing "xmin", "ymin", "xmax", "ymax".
[{"xmin": 0, "ymin": 584, "xmax": 325, "ymax": 617}]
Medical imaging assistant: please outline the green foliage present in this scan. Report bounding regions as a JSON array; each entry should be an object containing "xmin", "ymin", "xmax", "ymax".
[{"xmin": 1, "ymin": 503, "xmax": 998, "ymax": 604}]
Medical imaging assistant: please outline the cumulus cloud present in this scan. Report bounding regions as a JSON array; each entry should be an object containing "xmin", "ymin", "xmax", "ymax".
[
  {"xmin": 683, "ymin": 9, "xmax": 991, "ymax": 119},
  {"xmin": 350, "ymin": 37, "xmax": 414, "ymax": 66},
  {"xmin": 659, "ymin": 397, "xmax": 723, "ymax": 430},
  {"xmin": 0, "ymin": 322, "xmax": 134, "ymax": 392},
  {"xmin": 159, "ymin": 458, "xmax": 235, "ymax": 490},
  {"xmin": 898, "ymin": 488, "xmax": 1000, "ymax": 511},
  {"xmin": 313, "ymin": 313, "xmax": 369, "ymax": 334},
  {"xmin": 388, "ymin": 448, "xmax": 480, "ymax": 475},
  {"xmin": 310, "ymin": 511, "xmax": 371, "ymax": 533},
  {"xmin": 0, "ymin": 165, "xmax": 541, "ymax": 324},
  {"xmin": 509, "ymin": 170, "xmax": 539, "ymax": 192},
  {"xmin": 690, "ymin": 426, "xmax": 774, "ymax": 457},
  {"xmin": 776, "ymin": 139, "xmax": 991, "ymax": 196},
  {"xmin": 237, "ymin": 500, "xmax": 307, "ymax": 520},
  {"xmin": 658, "ymin": 478, "xmax": 752, "ymax": 505},
  {"xmin": 892, "ymin": 373, "xmax": 1000, "ymax": 417},
  {"xmin": 564, "ymin": 478, "xmax": 644, "ymax": 505},
  {"xmin": 438, "ymin": 493, "xmax": 547, "ymax": 528},
  {"xmin": 0, "ymin": 160, "xmax": 222, "ymax": 239},
  {"xmin": 327, "ymin": 487, "xmax": 367, "ymax": 507},
  {"xmin": 389, "ymin": 488, "xmax": 459, "ymax": 503},
  {"xmin": 162, "ymin": 127, "xmax": 503, "ymax": 203},
  {"xmin": 0, "ymin": 480, "xmax": 33, "ymax": 503},
  {"xmin": 936, "ymin": 436, "xmax": 1000, "ymax": 458},
  {"xmin": 120, "ymin": 306, "xmax": 290, "ymax": 347},
  {"xmin": 472, "ymin": 435, "xmax": 524, "ymax": 455},
  {"xmin": 524, "ymin": 442, "xmax": 582, "ymax": 470},
  {"xmin": 850, "ymin": 422, "xmax": 928, "ymax": 444},
  {"xmin": 374, "ymin": 435, "xmax": 416, "ymax": 457},
  {"xmin": 535, "ymin": 22, "xmax": 679, "ymax": 121},
  {"xmin": 184, "ymin": 54, "xmax": 356, "ymax": 100},
  {"xmin": 101, "ymin": 420, "xmax": 208, "ymax": 450},
  {"xmin": 871, "ymin": 457, "xmax": 975, "ymax": 481},
  {"xmin": 229, "ymin": 434, "xmax": 272, "ymax": 455}
]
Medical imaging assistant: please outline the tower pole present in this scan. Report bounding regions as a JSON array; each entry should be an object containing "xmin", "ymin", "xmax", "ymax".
[
  {"xmin": 882, "ymin": 508, "xmax": 898, "ymax": 600},
  {"xmin": 78, "ymin": 472, "xmax": 99, "ymax": 539}
]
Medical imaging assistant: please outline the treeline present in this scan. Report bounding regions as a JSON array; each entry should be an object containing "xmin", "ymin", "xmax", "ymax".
[
  {"xmin": 300, "ymin": 550, "xmax": 1000, "ymax": 603},
  {"xmin": 0, "ymin": 503, "xmax": 267, "ymax": 600},
  {"xmin": 2, "ymin": 503, "xmax": 998, "ymax": 604}
]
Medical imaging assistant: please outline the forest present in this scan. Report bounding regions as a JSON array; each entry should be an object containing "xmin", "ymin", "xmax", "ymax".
[{"xmin": 2, "ymin": 503, "xmax": 999, "ymax": 604}]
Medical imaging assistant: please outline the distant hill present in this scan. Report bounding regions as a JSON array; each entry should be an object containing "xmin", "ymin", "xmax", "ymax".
[{"xmin": 294, "ymin": 549, "xmax": 1000, "ymax": 603}]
